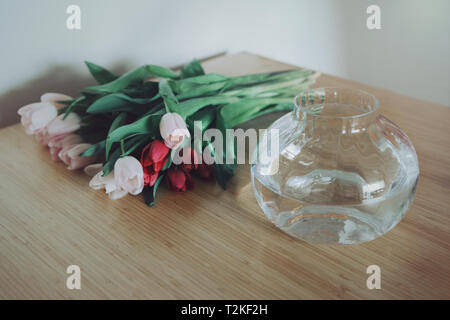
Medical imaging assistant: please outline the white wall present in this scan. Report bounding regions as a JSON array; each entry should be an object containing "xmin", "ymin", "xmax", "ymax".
[{"xmin": 0, "ymin": 0, "xmax": 448, "ymax": 127}]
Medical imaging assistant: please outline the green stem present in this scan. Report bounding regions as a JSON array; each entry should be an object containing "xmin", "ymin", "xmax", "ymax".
[
  {"xmin": 120, "ymin": 140, "xmax": 125, "ymax": 155},
  {"xmin": 164, "ymin": 101, "xmax": 171, "ymax": 113}
]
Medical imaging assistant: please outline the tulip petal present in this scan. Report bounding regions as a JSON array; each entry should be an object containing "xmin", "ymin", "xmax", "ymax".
[
  {"xmin": 40, "ymin": 93, "xmax": 73, "ymax": 108},
  {"xmin": 89, "ymin": 172, "xmax": 105, "ymax": 190},
  {"xmin": 47, "ymin": 113, "xmax": 81, "ymax": 136},
  {"xmin": 150, "ymin": 140, "xmax": 170, "ymax": 163},
  {"xmin": 59, "ymin": 143, "xmax": 96, "ymax": 170},
  {"xmin": 17, "ymin": 103, "xmax": 34, "ymax": 116},
  {"xmin": 84, "ymin": 163, "xmax": 104, "ymax": 177},
  {"xmin": 30, "ymin": 103, "xmax": 57, "ymax": 131}
]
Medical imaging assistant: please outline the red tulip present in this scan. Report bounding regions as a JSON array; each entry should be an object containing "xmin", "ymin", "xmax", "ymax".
[
  {"xmin": 166, "ymin": 167, "xmax": 194, "ymax": 193},
  {"xmin": 196, "ymin": 163, "xmax": 215, "ymax": 180},
  {"xmin": 140, "ymin": 140, "xmax": 170, "ymax": 186}
]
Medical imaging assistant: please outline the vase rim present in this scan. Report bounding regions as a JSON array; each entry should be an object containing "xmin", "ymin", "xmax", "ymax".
[{"xmin": 294, "ymin": 87, "xmax": 379, "ymax": 119}]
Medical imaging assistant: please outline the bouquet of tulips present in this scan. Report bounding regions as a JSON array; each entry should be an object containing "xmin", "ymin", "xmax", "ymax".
[{"xmin": 18, "ymin": 59, "xmax": 318, "ymax": 206}]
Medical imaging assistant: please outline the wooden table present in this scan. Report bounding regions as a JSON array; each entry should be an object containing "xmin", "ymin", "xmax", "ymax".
[{"xmin": 1, "ymin": 53, "xmax": 449, "ymax": 299}]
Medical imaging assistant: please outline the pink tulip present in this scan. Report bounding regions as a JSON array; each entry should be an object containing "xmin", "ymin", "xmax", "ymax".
[
  {"xmin": 17, "ymin": 102, "xmax": 57, "ymax": 135},
  {"xmin": 40, "ymin": 93, "xmax": 73, "ymax": 108},
  {"xmin": 114, "ymin": 156, "xmax": 144, "ymax": 195},
  {"xmin": 35, "ymin": 113, "xmax": 81, "ymax": 146},
  {"xmin": 48, "ymin": 134, "xmax": 83, "ymax": 161},
  {"xmin": 46, "ymin": 113, "xmax": 81, "ymax": 136},
  {"xmin": 89, "ymin": 170, "xmax": 128, "ymax": 200},
  {"xmin": 159, "ymin": 112, "xmax": 190, "ymax": 149},
  {"xmin": 58, "ymin": 143, "xmax": 96, "ymax": 170}
]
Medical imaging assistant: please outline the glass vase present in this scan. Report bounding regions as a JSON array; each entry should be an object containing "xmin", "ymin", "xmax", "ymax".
[{"xmin": 251, "ymin": 87, "xmax": 419, "ymax": 244}]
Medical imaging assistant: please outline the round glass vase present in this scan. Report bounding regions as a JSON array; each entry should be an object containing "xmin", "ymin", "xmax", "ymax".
[{"xmin": 251, "ymin": 87, "xmax": 419, "ymax": 244}]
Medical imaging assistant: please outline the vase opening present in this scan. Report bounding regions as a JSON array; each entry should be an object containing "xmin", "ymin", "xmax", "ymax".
[{"xmin": 294, "ymin": 87, "xmax": 379, "ymax": 120}]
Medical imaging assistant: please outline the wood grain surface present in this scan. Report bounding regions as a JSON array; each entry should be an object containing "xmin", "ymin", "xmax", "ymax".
[{"xmin": 0, "ymin": 53, "xmax": 449, "ymax": 299}]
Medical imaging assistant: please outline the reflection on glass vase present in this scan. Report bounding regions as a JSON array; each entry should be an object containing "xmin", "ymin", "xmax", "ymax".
[{"xmin": 251, "ymin": 87, "xmax": 419, "ymax": 244}]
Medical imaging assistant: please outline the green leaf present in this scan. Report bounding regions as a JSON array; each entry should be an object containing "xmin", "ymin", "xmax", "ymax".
[
  {"xmin": 56, "ymin": 99, "xmax": 75, "ymax": 106},
  {"xmin": 186, "ymin": 106, "xmax": 216, "ymax": 133},
  {"xmin": 223, "ymin": 69, "xmax": 313, "ymax": 91},
  {"xmin": 162, "ymin": 152, "xmax": 173, "ymax": 171},
  {"xmin": 214, "ymin": 162, "xmax": 236, "ymax": 190},
  {"xmin": 171, "ymin": 69, "xmax": 316, "ymax": 100},
  {"xmin": 108, "ymin": 112, "xmax": 129, "ymax": 135},
  {"xmin": 84, "ymin": 61, "xmax": 119, "ymax": 84},
  {"xmin": 217, "ymin": 97, "xmax": 292, "ymax": 128},
  {"xmin": 169, "ymin": 74, "xmax": 231, "ymax": 100},
  {"xmin": 102, "ymin": 135, "xmax": 143, "ymax": 176},
  {"xmin": 180, "ymin": 59, "xmax": 205, "ymax": 79},
  {"xmin": 63, "ymin": 96, "xmax": 86, "ymax": 119},
  {"xmin": 205, "ymin": 105, "xmax": 241, "ymax": 190},
  {"xmin": 108, "ymin": 113, "xmax": 162, "ymax": 142},
  {"xmin": 177, "ymin": 95, "xmax": 239, "ymax": 119},
  {"xmin": 176, "ymin": 73, "xmax": 228, "ymax": 84},
  {"xmin": 105, "ymin": 112, "xmax": 163, "ymax": 160},
  {"xmin": 170, "ymin": 74, "xmax": 228, "ymax": 93},
  {"xmin": 123, "ymin": 81, "xmax": 159, "ymax": 99},
  {"xmin": 159, "ymin": 79, "xmax": 179, "ymax": 113},
  {"xmin": 223, "ymin": 73, "xmax": 312, "ymax": 97},
  {"xmin": 105, "ymin": 112, "xmax": 129, "ymax": 158},
  {"xmin": 121, "ymin": 135, "xmax": 150, "ymax": 157},
  {"xmin": 87, "ymin": 93, "xmax": 160, "ymax": 114},
  {"xmin": 81, "ymin": 140, "xmax": 106, "ymax": 157},
  {"xmin": 85, "ymin": 65, "xmax": 179, "ymax": 94},
  {"xmin": 142, "ymin": 174, "xmax": 165, "ymax": 207},
  {"xmin": 102, "ymin": 145, "xmax": 123, "ymax": 177},
  {"xmin": 57, "ymin": 99, "xmax": 77, "ymax": 115},
  {"xmin": 203, "ymin": 140, "xmax": 236, "ymax": 190},
  {"xmin": 175, "ymin": 81, "xmax": 227, "ymax": 100}
]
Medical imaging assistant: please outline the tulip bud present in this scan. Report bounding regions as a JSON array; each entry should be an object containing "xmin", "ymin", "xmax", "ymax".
[
  {"xmin": 48, "ymin": 134, "xmax": 83, "ymax": 161},
  {"xmin": 165, "ymin": 167, "xmax": 194, "ymax": 193},
  {"xmin": 159, "ymin": 112, "xmax": 190, "ymax": 149},
  {"xmin": 17, "ymin": 102, "xmax": 57, "ymax": 135},
  {"xmin": 59, "ymin": 143, "xmax": 97, "ymax": 170},
  {"xmin": 34, "ymin": 113, "xmax": 81, "ymax": 146},
  {"xmin": 140, "ymin": 140, "xmax": 170, "ymax": 186},
  {"xmin": 114, "ymin": 156, "xmax": 144, "ymax": 195}
]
